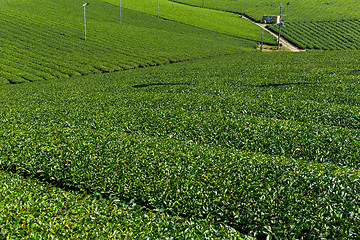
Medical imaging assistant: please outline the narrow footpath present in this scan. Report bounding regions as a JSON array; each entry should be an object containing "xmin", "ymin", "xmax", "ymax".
[{"xmin": 242, "ymin": 16, "xmax": 303, "ymax": 52}]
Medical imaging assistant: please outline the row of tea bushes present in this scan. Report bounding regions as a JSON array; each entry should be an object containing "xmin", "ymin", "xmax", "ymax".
[
  {"xmin": 0, "ymin": 170, "xmax": 243, "ymax": 239},
  {"xmin": 175, "ymin": 0, "xmax": 360, "ymax": 22},
  {"xmin": 1, "ymin": 51, "xmax": 360, "ymax": 238},
  {"xmin": 1, "ymin": 126, "xmax": 359, "ymax": 238},
  {"xmin": 268, "ymin": 19, "xmax": 360, "ymax": 50},
  {"xmin": 0, "ymin": 0, "xmax": 255, "ymax": 84}
]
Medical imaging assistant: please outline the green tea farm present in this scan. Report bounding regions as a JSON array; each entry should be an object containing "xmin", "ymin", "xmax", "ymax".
[{"xmin": 0, "ymin": 0, "xmax": 359, "ymax": 239}]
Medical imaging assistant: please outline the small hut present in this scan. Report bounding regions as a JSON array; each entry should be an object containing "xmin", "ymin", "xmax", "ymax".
[{"xmin": 262, "ymin": 15, "xmax": 280, "ymax": 24}]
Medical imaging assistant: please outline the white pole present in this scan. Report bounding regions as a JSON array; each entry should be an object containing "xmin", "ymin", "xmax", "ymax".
[
  {"xmin": 277, "ymin": 3, "xmax": 283, "ymax": 50},
  {"xmin": 261, "ymin": 28, "xmax": 264, "ymax": 52},
  {"xmin": 120, "ymin": 0, "xmax": 122, "ymax": 24},
  {"xmin": 83, "ymin": 4, "xmax": 87, "ymax": 40}
]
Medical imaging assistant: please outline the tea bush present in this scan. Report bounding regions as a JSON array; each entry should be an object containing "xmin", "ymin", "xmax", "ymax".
[
  {"xmin": 1, "ymin": 51, "xmax": 360, "ymax": 238},
  {"xmin": 0, "ymin": 0, "xmax": 259, "ymax": 84},
  {"xmin": 0, "ymin": 171, "xmax": 242, "ymax": 239}
]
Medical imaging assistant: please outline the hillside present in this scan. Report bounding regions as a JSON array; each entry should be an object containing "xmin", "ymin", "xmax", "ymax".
[
  {"xmin": 0, "ymin": 0, "xmax": 273, "ymax": 84},
  {"xmin": 103, "ymin": 0, "xmax": 275, "ymax": 43},
  {"xmin": 176, "ymin": 0, "xmax": 360, "ymax": 22},
  {"xmin": 1, "ymin": 51, "xmax": 360, "ymax": 238},
  {"xmin": 1, "ymin": 0, "xmax": 360, "ymax": 239},
  {"xmin": 176, "ymin": 0, "xmax": 360, "ymax": 50}
]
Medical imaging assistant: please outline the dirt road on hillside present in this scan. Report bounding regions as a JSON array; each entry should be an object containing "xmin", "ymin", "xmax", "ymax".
[{"xmin": 242, "ymin": 16, "xmax": 303, "ymax": 52}]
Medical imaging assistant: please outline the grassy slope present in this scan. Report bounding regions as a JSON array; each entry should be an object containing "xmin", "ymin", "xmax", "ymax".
[
  {"xmin": 1, "ymin": 0, "xmax": 360, "ymax": 239},
  {"xmin": 176, "ymin": 0, "xmax": 360, "ymax": 50},
  {"xmin": 0, "ymin": 0, "xmax": 258, "ymax": 84},
  {"xmin": 1, "ymin": 51, "xmax": 360, "ymax": 238},
  {"xmin": 268, "ymin": 19, "xmax": 360, "ymax": 50},
  {"xmin": 175, "ymin": 0, "xmax": 360, "ymax": 22},
  {"xmin": 103, "ymin": 0, "xmax": 275, "ymax": 43}
]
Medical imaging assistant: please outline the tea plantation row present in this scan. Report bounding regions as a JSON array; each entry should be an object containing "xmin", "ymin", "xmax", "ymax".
[
  {"xmin": 175, "ymin": 0, "xmax": 360, "ymax": 50},
  {"xmin": 103, "ymin": 0, "xmax": 275, "ymax": 44},
  {"xmin": 0, "ymin": 0, "xmax": 259, "ymax": 84},
  {"xmin": 1, "ymin": 51, "xmax": 360, "ymax": 238},
  {"xmin": 176, "ymin": 0, "xmax": 360, "ymax": 22},
  {"xmin": 0, "ymin": 171, "xmax": 241, "ymax": 239},
  {"xmin": 267, "ymin": 19, "xmax": 360, "ymax": 50},
  {"xmin": 2, "ymin": 126, "xmax": 359, "ymax": 238}
]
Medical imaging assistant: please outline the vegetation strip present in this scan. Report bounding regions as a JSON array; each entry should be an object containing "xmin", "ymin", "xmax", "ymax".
[
  {"xmin": 0, "ymin": 0, "xmax": 256, "ymax": 84},
  {"xmin": 1, "ymin": 51, "xmax": 360, "ymax": 238},
  {"xmin": 175, "ymin": 0, "xmax": 360, "ymax": 50},
  {"xmin": 0, "ymin": 170, "xmax": 242, "ymax": 239}
]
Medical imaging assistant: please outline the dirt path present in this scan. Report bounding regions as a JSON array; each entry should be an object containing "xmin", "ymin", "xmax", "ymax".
[{"xmin": 242, "ymin": 16, "xmax": 304, "ymax": 52}]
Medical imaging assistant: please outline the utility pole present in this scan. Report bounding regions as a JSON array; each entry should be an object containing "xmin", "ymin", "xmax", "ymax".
[
  {"xmin": 83, "ymin": 3, "xmax": 88, "ymax": 40},
  {"xmin": 261, "ymin": 28, "xmax": 264, "ymax": 52},
  {"xmin": 157, "ymin": 0, "xmax": 159, "ymax": 17},
  {"xmin": 172, "ymin": 0, "xmax": 174, "ymax": 8},
  {"xmin": 241, "ymin": 3, "xmax": 243, "ymax": 18},
  {"xmin": 277, "ymin": 3, "xmax": 283, "ymax": 50},
  {"xmin": 203, "ymin": 0, "xmax": 205, "ymax": 8}
]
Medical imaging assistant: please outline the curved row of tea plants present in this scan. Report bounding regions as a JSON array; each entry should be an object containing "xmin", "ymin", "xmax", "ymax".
[
  {"xmin": 0, "ymin": 171, "xmax": 242, "ymax": 239},
  {"xmin": 267, "ymin": 19, "xmax": 360, "ymax": 50},
  {"xmin": 175, "ymin": 0, "xmax": 360, "ymax": 22},
  {"xmin": 0, "ymin": 0, "xmax": 257, "ymax": 84},
  {"xmin": 103, "ymin": 0, "xmax": 276, "ymax": 44},
  {"xmin": 1, "ymin": 125, "xmax": 359, "ymax": 239},
  {"xmin": 1, "ymin": 51, "xmax": 360, "ymax": 238},
  {"xmin": 175, "ymin": 0, "xmax": 360, "ymax": 50}
]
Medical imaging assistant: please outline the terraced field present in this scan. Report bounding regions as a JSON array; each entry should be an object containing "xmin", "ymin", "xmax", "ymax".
[
  {"xmin": 1, "ymin": 0, "xmax": 360, "ymax": 239},
  {"xmin": 268, "ymin": 19, "xmax": 360, "ymax": 50},
  {"xmin": 103, "ymin": 0, "xmax": 275, "ymax": 43},
  {"xmin": 0, "ymin": 0, "xmax": 273, "ymax": 84},
  {"xmin": 176, "ymin": 0, "xmax": 360, "ymax": 22},
  {"xmin": 176, "ymin": 0, "xmax": 360, "ymax": 50},
  {"xmin": 1, "ymin": 50, "xmax": 360, "ymax": 238}
]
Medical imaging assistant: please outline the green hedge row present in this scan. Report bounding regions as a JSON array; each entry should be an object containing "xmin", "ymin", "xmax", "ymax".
[
  {"xmin": 0, "ymin": 171, "xmax": 242, "ymax": 239},
  {"xmin": 0, "ymin": 0, "xmax": 256, "ymax": 84},
  {"xmin": 268, "ymin": 20, "xmax": 360, "ymax": 50},
  {"xmin": 1, "ymin": 126, "xmax": 359, "ymax": 238},
  {"xmin": 175, "ymin": 0, "xmax": 360, "ymax": 22},
  {"xmin": 1, "ymin": 51, "xmax": 360, "ymax": 238}
]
